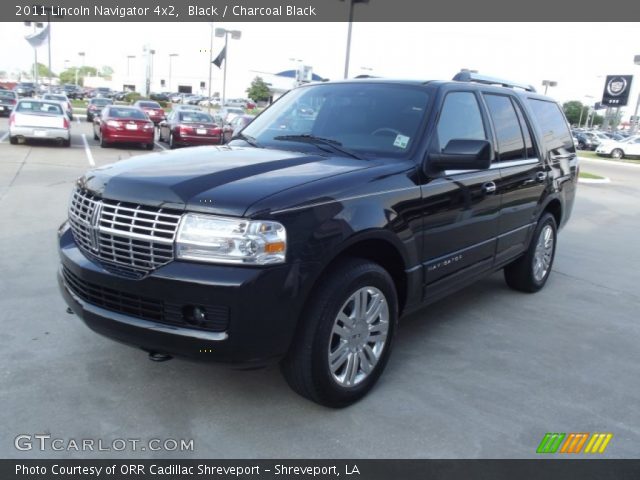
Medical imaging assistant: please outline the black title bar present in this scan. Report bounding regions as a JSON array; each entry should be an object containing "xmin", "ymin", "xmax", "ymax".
[{"xmin": 3, "ymin": 460, "xmax": 640, "ymax": 480}]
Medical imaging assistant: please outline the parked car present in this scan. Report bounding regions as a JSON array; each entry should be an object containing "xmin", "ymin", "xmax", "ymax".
[
  {"xmin": 62, "ymin": 84, "xmax": 83, "ymax": 100},
  {"xmin": 86, "ymin": 97, "xmax": 114, "ymax": 122},
  {"xmin": 0, "ymin": 90, "xmax": 18, "ymax": 116},
  {"xmin": 14, "ymin": 82, "xmax": 36, "ymax": 97},
  {"xmin": 595, "ymin": 135, "xmax": 640, "ymax": 159},
  {"xmin": 133, "ymin": 100, "xmax": 166, "ymax": 125},
  {"xmin": 198, "ymin": 97, "xmax": 221, "ymax": 107},
  {"xmin": 172, "ymin": 104, "xmax": 203, "ymax": 112},
  {"xmin": 41, "ymin": 93, "xmax": 73, "ymax": 120},
  {"xmin": 219, "ymin": 107, "xmax": 245, "ymax": 124},
  {"xmin": 9, "ymin": 98, "xmax": 71, "ymax": 146},
  {"xmin": 93, "ymin": 105, "xmax": 154, "ymax": 150},
  {"xmin": 222, "ymin": 114, "xmax": 255, "ymax": 143},
  {"xmin": 58, "ymin": 73, "xmax": 578, "ymax": 407},
  {"xmin": 158, "ymin": 110, "xmax": 223, "ymax": 148},
  {"xmin": 90, "ymin": 87, "xmax": 113, "ymax": 99},
  {"xmin": 574, "ymin": 132, "xmax": 597, "ymax": 150},
  {"xmin": 150, "ymin": 92, "xmax": 170, "ymax": 102}
]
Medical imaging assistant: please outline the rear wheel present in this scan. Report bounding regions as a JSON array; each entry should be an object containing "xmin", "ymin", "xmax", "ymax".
[
  {"xmin": 93, "ymin": 130, "xmax": 99, "ymax": 141},
  {"xmin": 145, "ymin": 143, "xmax": 154, "ymax": 150},
  {"xmin": 611, "ymin": 148, "xmax": 624, "ymax": 159},
  {"xmin": 169, "ymin": 133, "xmax": 177, "ymax": 149},
  {"xmin": 281, "ymin": 258, "xmax": 398, "ymax": 408},
  {"xmin": 9, "ymin": 136, "xmax": 17, "ymax": 145},
  {"xmin": 62, "ymin": 138, "xmax": 71, "ymax": 147},
  {"xmin": 504, "ymin": 213, "xmax": 557, "ymax": 293}
]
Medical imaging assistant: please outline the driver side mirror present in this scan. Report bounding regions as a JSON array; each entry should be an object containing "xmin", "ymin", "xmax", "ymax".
[{"xmin": 428, "ymin": 139, "xmax": 492, "ymax": 171}]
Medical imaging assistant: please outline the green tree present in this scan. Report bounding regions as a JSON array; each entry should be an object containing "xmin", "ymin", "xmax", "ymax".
[
  {"xmin": 33, "ymin": 62, "xmax": 56, "ymax": 79},
  {"xmin": 100, "ymin": 66, "xmax": 114, "ymax": 80},
  {"xmin": 563, "ymin": 100, "xmax": 589, "ymax": 126},
  {"xmin": 59, "ymin": 66, "xmax": 98, "ymax": 86},
  {"xmin": 246, "ymin": 76, "xmax": 271, "ymax": 102}
]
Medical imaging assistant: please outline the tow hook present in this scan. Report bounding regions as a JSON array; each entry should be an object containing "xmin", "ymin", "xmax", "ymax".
[{"xmin": 148, "ymin": 352, "xmax": 173, "ymax": 362}]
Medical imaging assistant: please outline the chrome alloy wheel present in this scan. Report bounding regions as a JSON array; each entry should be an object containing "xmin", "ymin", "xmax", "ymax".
[
  {"xmin": 328, "ymin": 287, "xmax": 389, "ymax": 387},
  {"xmin": 533, "ymin": 225, "xmax": 554, "ymax": 282}
]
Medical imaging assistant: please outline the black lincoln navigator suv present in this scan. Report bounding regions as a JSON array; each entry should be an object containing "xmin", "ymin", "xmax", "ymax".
[{"xmin": 58, "ymin": 72, "xmax": 578, "ymax": 407}]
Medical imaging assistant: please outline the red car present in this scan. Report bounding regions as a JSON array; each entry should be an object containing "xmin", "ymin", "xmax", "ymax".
[
  {"xmin": 133, "ymin": 100, "xmax": 166, "ymax": 125},
  {"xmin": 158, "ymin": 110, "xmax": 223, "ymax": 148},
  {"xmin": 94, "ymin": 106, "xmax": 155, "ymax": 150}
]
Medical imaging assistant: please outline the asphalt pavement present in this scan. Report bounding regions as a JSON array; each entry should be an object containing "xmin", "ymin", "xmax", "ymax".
[{"xmin": 0, "ymin": 119, "xmax": 638, "ymax": 459}]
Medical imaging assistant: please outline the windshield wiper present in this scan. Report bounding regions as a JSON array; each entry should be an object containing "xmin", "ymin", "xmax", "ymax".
[
  {"xmin": 233, "ymin": 132, "xmax": 262, "ymax": 148},
  {"xmin": 273, "ymin": 134, "xmax": 364, "ymax": 160}
]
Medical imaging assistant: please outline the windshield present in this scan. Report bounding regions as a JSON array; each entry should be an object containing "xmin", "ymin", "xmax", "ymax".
[
  {"xmin": 17, "ymin": 101, "xmax": 63, "ymax": 114},
  {"xmin": 0, "ymin": 91, "xmax": 15, "ymax": 99},
  {"xmin": 179, "ymin": 112, "xmax": 214, "ymax": 123},
  {"xmin": 108, "ymin": 108, "xmax": 148, "ymax": 120},
  {"xmin": 139, "ymin": 102, "xmax": 161, "ymax": 108},
  {"xmin": 242, "ymin": 83, "xmax": 429, "ymax": 157},
  {"xmin": 91, "ymin": 99, "xmax": 112, "ymax": 106}
]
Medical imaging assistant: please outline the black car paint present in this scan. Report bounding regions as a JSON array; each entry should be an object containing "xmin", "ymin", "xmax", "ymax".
[{"xmin": 59, "ymin": 79, "xmax": 578, "ymax": 365}]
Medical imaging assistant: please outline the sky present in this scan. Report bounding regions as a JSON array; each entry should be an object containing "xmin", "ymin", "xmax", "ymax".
[{"xmin": 1, "ymin": 22, "xmax": 639, "ymax": 118}]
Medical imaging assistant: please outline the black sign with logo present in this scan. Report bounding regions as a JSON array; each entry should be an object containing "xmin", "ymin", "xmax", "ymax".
[{"xmin": 601, "ymin": 75, "xmax": 633, "ymax": 106}]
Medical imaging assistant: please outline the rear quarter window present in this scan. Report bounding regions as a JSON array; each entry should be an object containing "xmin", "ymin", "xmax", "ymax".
[{"xmin": 528, "ymin": 99, "xmax": 575, "ymax": 154}]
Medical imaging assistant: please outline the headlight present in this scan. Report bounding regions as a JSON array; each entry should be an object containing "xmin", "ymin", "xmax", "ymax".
[{"xmin": 176, "ymin": 213, "xmax": 286, "ymax": 265}]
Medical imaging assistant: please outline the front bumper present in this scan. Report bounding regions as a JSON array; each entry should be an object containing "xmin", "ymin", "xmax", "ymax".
[{"xmin": 58, "ymin": 227, "xmax": 306, "ymax": 366}]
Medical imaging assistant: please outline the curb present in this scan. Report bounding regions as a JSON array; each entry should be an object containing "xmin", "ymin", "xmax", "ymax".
[
  {"xmin": 578, "ymin": 156, "xmax": 640, "ymax": 168},
  {"xmin": 579, "ymin": 177, "xmax": 611, "ymax": 184}
]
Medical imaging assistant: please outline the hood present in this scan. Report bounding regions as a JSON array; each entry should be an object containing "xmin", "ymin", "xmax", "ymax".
[{"xmin": 79, "ymin": 146, "xmax": 371, "ymax": 216}]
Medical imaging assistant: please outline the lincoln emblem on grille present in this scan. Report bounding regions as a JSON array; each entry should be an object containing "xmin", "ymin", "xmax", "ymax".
[{"xmin": 89, "ymin": 202, "xmax": 103, "ymax": 252}]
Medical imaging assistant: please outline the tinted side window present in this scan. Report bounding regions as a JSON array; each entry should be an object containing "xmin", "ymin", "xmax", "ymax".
[
  {"xmin": 512, "ymin": 100, "xmax": 536, "ymax": 158},
  {"xmin": 528, "ymin": 99, "xmax": 575, "ymax": 154},
  {"xmin": 484, "ymin": 94, "xmax": 525, "ymax": 161},
  {"xmin": 437, "ymin": 92, "xmax": 486, "ymax": 149}
]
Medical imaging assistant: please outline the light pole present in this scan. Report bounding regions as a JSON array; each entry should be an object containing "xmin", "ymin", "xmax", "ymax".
[
  {"xmin": 340, "ymin": 0, "xmax": 369, "ymax": 79},
  {"xmin": 542, "ymin": 79, "xmax": 557, "ymax": 95},
  {"xmin": 581, "ymin": 95, "xmax": 594, "ymax": 128},
  {"xmin": 631, "ymin": 55, "xmax": 640, "ymax": 134},
  {"xmin": 24, "ymin": 22, "xmax": 44, "ymax": 85},
  {"xmin": 168, "ymin": 53, "xmax": 178, "ymax": 93},
  {"xmin": 75, "ymin": 52, "xmax": 85, "ymax": 86},
  {"xmin": 215, "ymin": 28, "xmax": 242, "ymax": 106},
  {"xmin": 126, "ymin": 55, "xmax": 135, "ymax": 78}
]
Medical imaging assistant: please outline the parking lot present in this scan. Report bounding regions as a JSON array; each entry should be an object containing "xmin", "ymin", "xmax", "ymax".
[{"xmin": 0, "ymin": 114, "xmax": 639, "ymax": 458}]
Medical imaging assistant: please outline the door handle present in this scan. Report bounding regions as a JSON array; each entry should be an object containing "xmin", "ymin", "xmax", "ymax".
[
  {"xmin": 482, "ymin": 182, "xmax": 497, "ymax": 194},
  {"xmin": 536, "ymin": 171, "xmax": 548, "ymax": 182}
]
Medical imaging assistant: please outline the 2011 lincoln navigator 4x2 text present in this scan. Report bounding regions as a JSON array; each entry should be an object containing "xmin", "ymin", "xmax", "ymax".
[{"xmin": 58, "ymin": 72, "xmax": 578, "ymax": 407}]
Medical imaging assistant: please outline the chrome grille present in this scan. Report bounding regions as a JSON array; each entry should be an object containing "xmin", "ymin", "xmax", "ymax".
[{"xmin": 68, "ymin": 188, "xmax": 182, "ymax": 276}]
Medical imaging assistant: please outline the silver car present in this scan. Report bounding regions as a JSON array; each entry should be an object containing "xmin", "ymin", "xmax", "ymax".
[{"xmin": 9, "ymin": 99, "xmax": 71, "ymax": 146}]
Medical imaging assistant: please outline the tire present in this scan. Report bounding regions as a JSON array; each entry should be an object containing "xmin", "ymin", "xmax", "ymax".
[
  {"xmin": 93, "ymin": 130, "xmax": 99, "ymax": 141},
  {"xmin": 577, "ymin": 142, "xmax": 585, "ymax": 150},
  {"xmin": 9, "ymin": 136, "xmax": 17, "ymax": 145},
  {"xmin": 87, "ymin": 114, "xmax": 92, "ymax": 122},
  {"xmin": 281, "ymin": 258, "xmax": 398, "ymax": 408},
  {"xmin": 145, "ymin": 143, "xmax": 154, "ymax": 151},
  {"xmin": 62, "ymin": 138, "xmax": 71, "ymax": 147},
  {"xmin": 100, "ymin": 135, "xmax": 109, "ymax": 148},
  {"xmin": 169, "ymin": 133, "xmax": 177, "ymax": 149},
  {"xmin": 504, "ymin": 213, "xmax": 557, "ymax": 293},
  {"xmin": 611, "ymin": 148, "xmax": 624, "ymax": 159}
]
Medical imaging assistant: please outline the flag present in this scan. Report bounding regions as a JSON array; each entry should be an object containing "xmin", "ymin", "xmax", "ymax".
[
  {"xmin": 25, "ymin": 24, "xmax": 49, "ymax": 48},
  {"xmin": 212, "ymin": 46, "xmax": 226, "ymax": 68}
]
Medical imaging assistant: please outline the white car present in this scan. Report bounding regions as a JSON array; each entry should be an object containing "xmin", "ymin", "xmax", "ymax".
[
  {"xmin": 595, "ymin": 135, "xmax": 640, "ymax": 159},
  {"xmin": 9, "ymin": 99, "xmax": 71, "ymax": 146}
]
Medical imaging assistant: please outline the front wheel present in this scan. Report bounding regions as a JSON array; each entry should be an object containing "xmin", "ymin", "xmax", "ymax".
[
  {"xmin": 504, "ymin": 213, "xmax": 557, "ymax": 293},
  {"xmin": 281, "ymin": 258, "xmax": 398, "ymax": 408},
  {"xmin": 611, "ymin": 148, "xmax": 624, "ymax": 159}
]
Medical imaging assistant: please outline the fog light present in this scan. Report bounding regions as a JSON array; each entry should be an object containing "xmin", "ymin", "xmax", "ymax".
[{"xmin": 183, "ymin": 305, "xmax": 207, "ymax": 326}]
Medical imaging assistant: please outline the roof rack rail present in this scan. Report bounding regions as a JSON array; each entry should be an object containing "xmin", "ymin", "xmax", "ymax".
[{"xmin": 452, "ymin": 71, "xmax": 536, "ymax": 93}]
